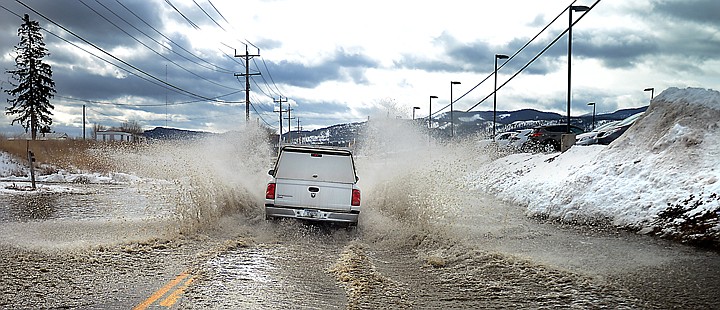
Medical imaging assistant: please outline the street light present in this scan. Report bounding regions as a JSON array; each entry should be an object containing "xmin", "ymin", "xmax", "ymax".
[
  {"xmin": 429, "ymin": 95, "xmax": 438, "ymax": 142},
  {"xmin": 412, "ymin": 107, "xmax": 420, "ymax": 120},
  {"xmin": 429, "ymin": 95, "xmax": 438, "ymax": 129},
  {"xmin": 493, "ymin": 54, "xmax": 509, "ymax": 139},
  {"xmin": 450, "ymin": 81, "xmax": 461, "ymax": 137},
  {"xmin": 567, "ymin": 5, "xmax": 591, "ymax": 133},
  {"xmin": 587, "ymin": 102, "xmax": 596, "ymax": 130},
  {"xmin": 644, "ymin": 87, "xmax": 654, "ymax": 101}
]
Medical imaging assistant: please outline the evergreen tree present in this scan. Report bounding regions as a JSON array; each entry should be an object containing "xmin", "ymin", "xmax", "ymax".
[{"xmin": 4, "ymin": 14, "xmax": 56, "ymax": 140}]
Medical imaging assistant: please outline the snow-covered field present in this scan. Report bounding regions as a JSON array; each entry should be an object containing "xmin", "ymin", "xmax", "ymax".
[{"xmin": 1, "ymin": 87, "xmax": 718, "ymax": 246}]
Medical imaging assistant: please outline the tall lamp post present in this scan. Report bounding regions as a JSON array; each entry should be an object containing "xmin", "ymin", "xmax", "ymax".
[
  {"xmin": 450, "ymin": 81, "xmax": 461, "ymax": 137},
  {"xmin": 587, "ymin": 102, "xmax": 596, "ymax": 130},
  {"xmin": 644, "ymin": 87, "xmax": 654, "ymax": 101},
  {"xmin": 429, "ymin": 95, "xmax": 438, "ymax": 129},
  {"xmin": 493, "ymin": 54, "xmax": 509, "ymax": 139},
  {"xmin": 412, "ymin": 107, "xmax": 420, "ymax": 120},
  {"xmin": 567, "ymin": 5, "xmax": 591, "ymax": 133},
  {"xmin": 429, "ymin": 95, "xmax": 438, "ymax": 142}
]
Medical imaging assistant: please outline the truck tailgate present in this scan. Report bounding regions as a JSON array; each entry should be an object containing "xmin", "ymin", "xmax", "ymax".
[{"xmin": 274, "ymin": 178, "xmax": 352, "ymax": 212}]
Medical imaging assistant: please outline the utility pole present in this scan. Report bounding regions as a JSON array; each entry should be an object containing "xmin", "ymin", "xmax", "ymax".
[
  {"xmin": 284, "ymin": 108, "xmax": 295, "ymax": 144},
  {"xmin": 296, "ymin": 118, "xmax": 302, "ymax": 144},
  {"xmin": 274, "ymin": 97, "xmax": 288, "ymax": 142},
  {"xmin": 234, "ymin": 46, "xmax": 260, "ymax": 121},
  {"xmin": 82, "ymin": 104, "xmax": 86, "ymax": 140}
]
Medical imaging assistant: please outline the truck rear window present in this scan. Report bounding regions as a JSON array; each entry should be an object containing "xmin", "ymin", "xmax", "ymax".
[{"xmin": 275, "ymin": 150, "xmax": 356, "ymax": 183}]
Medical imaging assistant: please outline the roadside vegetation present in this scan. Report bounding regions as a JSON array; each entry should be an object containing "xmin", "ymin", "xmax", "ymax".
[{"xmin": 0, "ymin": 136, "xmax": 116, "ymax": 173}]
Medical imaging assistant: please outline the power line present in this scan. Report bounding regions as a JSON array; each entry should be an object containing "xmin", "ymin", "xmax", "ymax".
[
  {"xmin": 163, "ymin": 0, "xmax": 199, "ymax": 29},
  {"xmin": 431, "ymin": 0, "xmax": 579, "ymax": 117},
  {"xmin": 207, "ymin": 0, "xmax": 229, "ymax": 24},
  {"xmin": 111, "ymin": 0, "xmax": 235, "ymax": 74},
  {"xmin": 193, "ymin": 0, "xmax": 225, "ymax": 31},
  {"xmin": 56, "ymin": 90, "xmax": 243, "ymax": 107},
  {"xmin": 78, "ymin": 0, "xmax": 238, "ymax": 91},
  {"xmin": 464, "ymin": 0, "xmax": 600, "ymax": 112},
  {"xmin": 14, "ymin": 0, "xmax": 226, "ymax": 102}
]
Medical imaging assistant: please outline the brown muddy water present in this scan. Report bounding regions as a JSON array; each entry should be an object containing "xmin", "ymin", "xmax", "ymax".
[{"xmin": 1, "ymin": 122, "xmax": 718, "ymax": 309}]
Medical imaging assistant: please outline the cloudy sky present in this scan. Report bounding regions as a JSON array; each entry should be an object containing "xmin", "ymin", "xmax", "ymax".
[{"xmin": 1, "ymin": 0, "xmax": 718, "ymax": 136}]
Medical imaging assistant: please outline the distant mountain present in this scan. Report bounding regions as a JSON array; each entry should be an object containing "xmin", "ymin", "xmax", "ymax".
[
  {"xmin": 143, "ymin": 127, "xmax": 212, "ymax": 140},
  {"xmin": 145, "ymin": 106, "xmax": 648, "ymax": 145},
  {"xmin": 283, "ymin": 122, "xmax": 365, "ymax": 146}
]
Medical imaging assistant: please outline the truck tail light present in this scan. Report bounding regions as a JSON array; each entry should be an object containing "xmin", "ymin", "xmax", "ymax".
[
  {"xmin": 351, "ymin": 189, "xmax": 361, "ymax": 206},
  {"xmin": 266, "ymin": 183, "xmax": 276, "ymax": 199}
]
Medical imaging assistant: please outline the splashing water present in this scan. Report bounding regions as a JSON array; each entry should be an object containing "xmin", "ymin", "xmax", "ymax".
[{"xmin": 109, "ymin": 123, "xmax": 274, "ymax": 234}]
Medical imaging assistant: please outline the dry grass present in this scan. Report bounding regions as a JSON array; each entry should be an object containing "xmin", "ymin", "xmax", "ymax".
[{"xmin": 0, "ymin": 138, "xmax": 116, "ymax": 173}]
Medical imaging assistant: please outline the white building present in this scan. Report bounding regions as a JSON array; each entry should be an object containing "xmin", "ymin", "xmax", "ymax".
[{"xmin": 95, "ymin": 130, "xmax": 143, "ymax": 142}]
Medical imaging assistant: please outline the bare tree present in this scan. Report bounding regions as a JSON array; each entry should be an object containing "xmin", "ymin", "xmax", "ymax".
[
  {"xmin": 120, "ymin": 120, "xmax": 143, "ymax": 135},
  {"xmin": 92, "ymin": 123, "xmax": 106, "ymax": 139}
]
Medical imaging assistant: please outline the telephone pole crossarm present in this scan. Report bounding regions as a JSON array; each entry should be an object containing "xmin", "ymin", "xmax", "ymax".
[
  {"xmin": 234, "ymin": 47, "xmax": 261, "ymax": 121},
  {"xmin": 274, "ymin": 97, "xmax": 289, "ymax": 142}
]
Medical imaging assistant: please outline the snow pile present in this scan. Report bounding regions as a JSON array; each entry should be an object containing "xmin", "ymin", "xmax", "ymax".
[
  {"xmin": 0, "ymin": 152, "xmax": 24, "ymax": 177},
  {"xmin": 0, "ymin": 154, "xmax": 154, "ymax": 193},
  {"xmin": 470, "ymin": 87, "xmax": 720, "ymax": 246}
]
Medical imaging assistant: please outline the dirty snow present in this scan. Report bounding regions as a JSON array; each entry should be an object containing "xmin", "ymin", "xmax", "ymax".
[{"xmin": 469, "ymin": 87, "xmax": 720, "ymax": 244}]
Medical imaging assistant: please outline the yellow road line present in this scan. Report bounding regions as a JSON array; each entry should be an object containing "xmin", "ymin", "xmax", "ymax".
[
  {"xmin": 133, "ymin": 272, "xmax": 190, "ymax": 310},
  {"xmin": 159, "ymin": 276, "xmax": 195, "ymax": 307}
]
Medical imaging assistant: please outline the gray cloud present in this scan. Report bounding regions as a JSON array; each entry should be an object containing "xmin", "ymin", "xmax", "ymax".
[
  {"xmin": 652, "ymin": 0, "xmax": 720, "ymax": 26},
  {"xmin": 573, "ymin": 30, "xmax": 659, "ymax": 69},
  {"xmin": 264, "ymin": 49, "xmax": 377, "ymax": 88}
]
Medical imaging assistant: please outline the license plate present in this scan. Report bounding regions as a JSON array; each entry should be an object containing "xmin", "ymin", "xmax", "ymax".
[{"xmin": 302, "ymin": 209, "xmax": 320, "ymax": 218}]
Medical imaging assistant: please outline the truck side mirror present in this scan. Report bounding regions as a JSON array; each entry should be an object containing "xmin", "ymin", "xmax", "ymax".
[{"xmin": 268, "ymin": 169, "xmax": 274, "ymax": 176}]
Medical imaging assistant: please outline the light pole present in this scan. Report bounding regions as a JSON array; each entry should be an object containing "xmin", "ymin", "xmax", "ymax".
[
  {"xmin": 429, "ymin": 95, "xmax": 438, "ymax": 129},
  {"xmin": 493, "ymin": 54, "xmax": 509, "ymax": 140},
  {"xmin": 644, "ymin": 87, "xmax": 654, "ymax": 101},
  {"xmin": 587, "ymin": 102, "xmax": 596, "ymax": 130},
  {"xmin": 450, "ymin": 81, "xmax": 461, "ymax": 137},
  {"xmin": 567, "ymin": 5, "xmax": 591, "ymax": 133},
  {"xmin": 429, "ymin": 95, "xmax": 438, "ymax": 142},
  {"xmin": 412, "ymin": 107, "xmax": 420, "ymax": 120}
]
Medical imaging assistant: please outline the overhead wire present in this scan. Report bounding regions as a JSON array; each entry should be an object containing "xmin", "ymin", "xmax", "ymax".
[
  {"xmin": 2, "ymin": 3, "xmax": 181, "ymax": 100},
  {"xmin": 158, "ymin": 0, "xmax": 285, "ymax": 105},
  {"xmin": 207, "ymin": 0, "xmax": 229, "ymax": 24},
  {"xmin": 192, "ymin": 0, "xmax": 225, "ymax": 31},
  {"xmin": 78, "ymin": 0, "xmax": 238, "ymax": 91},
  {"xmin": 111, "ymin": 0, "xmax": 235, "ymax": 74},
  {"xmin": 464, "ymin": 0, "xmax": 601, "ymax": 112},
  {"xmin": 163, "ymin": 0, "xmax": 199, "ymax": 29},
  {"xmin": 431, "ymin": 0, "xmax": 579, "ymax": 117},
  {"xmin": 57, "ymin": 89, "xmax": 243, "ymax": 107},
  {"xmin": 13, "ymin": 0, "xmax": 230, "ymax": 102}
]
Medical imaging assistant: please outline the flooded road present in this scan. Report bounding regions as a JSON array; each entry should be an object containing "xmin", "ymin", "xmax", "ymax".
[
  {"xmin": 1, "ymin": 181, "xmax": 719, "ymax": 309},
  {"xmin": 175, "ymin": 192, "xmax": 720, "ymax": 309}
]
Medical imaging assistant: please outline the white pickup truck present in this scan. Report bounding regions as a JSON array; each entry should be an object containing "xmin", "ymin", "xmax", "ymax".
[{"xmin": 265, "ymin": 145, "xmax": 361, "ymax": 226}]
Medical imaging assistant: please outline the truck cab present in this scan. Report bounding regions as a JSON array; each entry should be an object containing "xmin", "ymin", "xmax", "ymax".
[{"xmin": 265, "ymin": 145, "xmax": 361, "ymax": 225}]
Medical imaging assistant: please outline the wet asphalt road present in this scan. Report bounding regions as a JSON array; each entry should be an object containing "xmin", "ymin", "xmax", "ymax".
[{"xmin": 1, "ymin": 183, "xmax": 719, "ymax": 309}]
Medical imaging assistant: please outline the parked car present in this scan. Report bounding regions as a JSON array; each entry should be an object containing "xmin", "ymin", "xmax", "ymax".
[
  {"xmin": 265, "ymin": 145, "xmax": 361, "ymax": 226},
  {"xmin": 510, "ymin": 129, "xmax": 533, "ymax": 150},
  {"xmin": 596, "ymin": 112, "xmax": 644, "ymax": 145},
  {"xmin": 494, "ymin": 132, "xmax": 517, "ymax": 148},
  {"xmin": 575, "ymin": 121, "xmax": 620, "ymax": 146},
  {"xmin": 524, "ymin": 124, "xmax": 584, "ymax": 151}
]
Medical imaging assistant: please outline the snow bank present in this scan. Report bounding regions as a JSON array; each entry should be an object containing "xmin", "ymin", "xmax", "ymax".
[
  {"xmin": 470, "ymin": 87, "xmax": 720, "ymax": 246},
  {"xmin": 0, "ymin": 152, "xmax": 24, "ymax": 177},
  {"xmin": 0, "ymin": 151, "xmax": 155, "ymax": 192}
]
